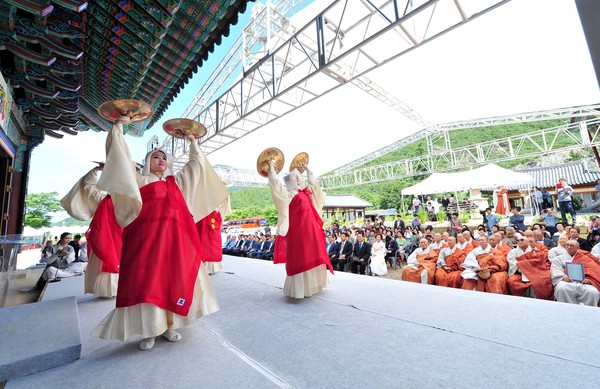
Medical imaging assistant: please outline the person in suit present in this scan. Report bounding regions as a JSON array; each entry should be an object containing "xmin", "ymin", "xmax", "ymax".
[
  {"xmin": 248, "ymin": 235, "xmax": 270, "ymax": 258},
  {"xmin": 330, "ymin": 231, "xmax": 353, "ymax": 271},
  {"xmin": 350, "ymin": 231, "xmax": 372, "ymax": 275},
  {"xmin": 569, "ymin": 227, "xmax": 592, "ymax": 252},
  {"xmin": 326, "ymin": 234, "xmax": 340, "ymax": 260},
  {"xmin": 260, "ymin": 235, "xmax": 277, "ymax": 260},
  {"xmin": 232, "ymin": 234, "xmax": 249, "ymax": 256},
  {"xmin": 393, "ymin": 214, "xmax": 405, "ymax": 236}
]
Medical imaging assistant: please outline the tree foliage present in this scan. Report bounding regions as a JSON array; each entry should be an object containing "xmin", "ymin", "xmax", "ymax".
[
  {"xmin": 228, "ymin": 119, "xmax": 579, "ymax": 220},
  {"xmin": 25, "ymin": 192, "xmax": 62, "ymax": 228}
]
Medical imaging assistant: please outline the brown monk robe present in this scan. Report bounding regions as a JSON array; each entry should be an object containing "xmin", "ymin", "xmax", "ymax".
[
  {"xmin": 456, "ymin": 232, "xmax": 473, "ymax": 255},
  {"xmin": 461, "ymin": 235, "xmax": 508, "ymax": 294},
  {"xmin": 402, "ymin": 238, "xmax": 438, "ymax": 284},
  {"xmin": 523, "ymin": 230, "xmax": 548, "ymax": 254},
  {"xmin": 434, "ymin": 237, "xmax": 466, "ymax": 288},
  {"xmin": 493, "ymin": 233, "xmax": 512, "ymax": 257},
  {"xmin": 506, "ymin": 238, "xmax": 553, "ymax": 300}
]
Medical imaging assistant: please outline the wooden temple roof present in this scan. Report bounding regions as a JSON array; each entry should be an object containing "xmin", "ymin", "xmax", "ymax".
[{"xmin": 0, "ymin": 0, "xmax": 253, "ymax": 147}]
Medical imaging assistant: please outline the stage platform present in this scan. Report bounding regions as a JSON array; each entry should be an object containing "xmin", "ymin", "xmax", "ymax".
[{"xmin": 6, "ymin": 255, "xmax": 600, "ymax": 388}]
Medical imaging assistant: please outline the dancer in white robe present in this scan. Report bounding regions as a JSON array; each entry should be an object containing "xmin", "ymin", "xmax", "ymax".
[
  {"xmin": 91, "ymin": 116, "xmax": 229, "ymax": 350},
  {"xmin": 61, "ymin": 166, "xmax": 119, "ymax": 298}
]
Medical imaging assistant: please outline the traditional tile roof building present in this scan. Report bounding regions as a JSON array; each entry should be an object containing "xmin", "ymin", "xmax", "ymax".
[
  {"xmin": 484, "ymin": 160, "xmax": 600, "ymax": 210},
  {"xmin": 323, "ymin": 194, "xmax": 373, "ymax": 222},
  {"xmin": 0, "ymin": 1, "xmax": 252, "ymax": 236}
]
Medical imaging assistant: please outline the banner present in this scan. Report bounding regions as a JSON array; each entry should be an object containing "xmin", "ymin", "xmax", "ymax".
[{"xmin": 0, "ymin": 72, "xmax": 13, "ymax": 132}]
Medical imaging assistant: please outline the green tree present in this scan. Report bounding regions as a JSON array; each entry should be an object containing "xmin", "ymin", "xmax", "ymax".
[{"xmin": 25, "ymin": 192, "xmax": 62, "ymax": 228}]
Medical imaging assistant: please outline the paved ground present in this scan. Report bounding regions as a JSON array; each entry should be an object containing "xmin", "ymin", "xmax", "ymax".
[{"xmin": 4, "ymin": 255, "xmax": 599, "ymax": 388}]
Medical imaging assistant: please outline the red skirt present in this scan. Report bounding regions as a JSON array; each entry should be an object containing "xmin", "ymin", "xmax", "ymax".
[{"xmin": 116, "ymin": 177, "xmax": 202, "ymax": 316}]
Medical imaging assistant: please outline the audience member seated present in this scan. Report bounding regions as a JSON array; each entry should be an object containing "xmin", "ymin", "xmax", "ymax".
[
  {"xmin": 461, "ymin": 235, "xmax": 508, "ymax": 294},
  {"xmin": 534, "ymin": 229, "xmax": 556, "ymax": 250},
  {"xmin": 260, "ymin": 235, "xmax": 277, "ymax": 261},
  {"xmin": 569, "ymin": 227, "xmax": 592, "ymax": 252},
  {"xmin": 326, "ymin": 234, "xmax": 340, "ymax": 260},
  {"xmin": 456, "ymin": 232, "xmax": 473, "ymax": 255},
  {"xmin": 401, "ymin": 238, "xmax": 437, "ymax": 284},
  {"xmin": 40, "ymin": 232, "xmax": 87, "ymax": 282},
  {"xmin": 330, "ymin": 232, "xmax": 353, "ymax": 271},
  {"xmin": 222, "ymin": 235, "xmax": 240, "ymax": 255},
  {"xmin": 503, "ymin": 227, "xmax": 518, "ymax": 249},
  {"xmin": 506, "ymin": 237, "xmax": 553, "ymax": 300},
  {"xmin": 509, "ymin": 207, "xmax": 526, "ymax": 232},
  {"xmin": 434, "ymin": 237, "xmax": 466, "ymax": 288},
  {"xmin": 248, "ymin": 235, "xmax": 271, "ymax": 259},
  {"xmin": 491, "ymin": 233, "xmax": 511, "ymax": 257},
  {"xmin": 370, "ymin": 233, "xmax": 387, "ymax": 276},
  {"xmin": 350, "ymin": 232, "xmax": 371, "ymax": 275},
  {"xmin": 385, "ymin": 235, "xmax": 399, "ymax": 267},
  {"xmin": 550, "ymin": 240, "xmax": 600, "ymax": 306},
  {"xmin": 230, "ymin": 234, "xmax": 248, "ymax": 256}
]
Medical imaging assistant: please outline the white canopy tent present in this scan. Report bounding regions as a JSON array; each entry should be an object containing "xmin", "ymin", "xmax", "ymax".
[
  {"xmin": 402, "ymin": 164, "xmax": 535, "ymax": 196},
  {"xmin": 401, "ymin": 164, "xmax": 535, "ymax": 215}
]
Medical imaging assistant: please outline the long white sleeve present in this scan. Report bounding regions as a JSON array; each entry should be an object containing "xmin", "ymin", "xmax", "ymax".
[
  {"xmin": 60, "ymin": 167, "xmax": 106, "ymax": 221},
  {"xmin": 175, "ymin": 140, "xmax": 230, "ymax": 222},
  {"xmin": 268, "ymin": 163, "xmax": 292, "ymax": 236},
  {"xmin": 96, "ymin": 122, "xmax": 142, "ymax": 227}
]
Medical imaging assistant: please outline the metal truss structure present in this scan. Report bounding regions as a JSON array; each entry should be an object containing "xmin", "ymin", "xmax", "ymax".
[
  {"xmin": 320, "ymin": 116, "xmax": 600, "ymax": 189},
  {"xmin": 333, "ymin": 104, "xmax": 600, "ymax": 173},
  {"xmin": 156, "ymin": 0, "xmax": 512, "ymax": 165}
]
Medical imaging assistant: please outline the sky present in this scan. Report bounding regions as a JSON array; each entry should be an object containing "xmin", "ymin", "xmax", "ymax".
[{"xmin": 28, "ymin": 0, "xmax": 600, "ymax": 201}]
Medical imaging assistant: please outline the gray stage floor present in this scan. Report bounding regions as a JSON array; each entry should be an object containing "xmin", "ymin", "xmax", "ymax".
[{"xmin": 7, "ymin": 255, "xmax": 600, "ymax": 388}]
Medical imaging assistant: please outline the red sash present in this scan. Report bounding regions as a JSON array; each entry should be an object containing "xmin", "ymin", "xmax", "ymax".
[
  {"xmin": 273, "ymin": 235, "xmax": 287, "ymax": 264},
  {"xmin": 196, "ymin": 210, "xmax": 222, "ymax": 263},
  {"xmin": 86, "ymin": 195, "xmax": 122, "ymax": 273},
  {"xmin": 284, "ymin": 188, "xmax": 333, "ymax": 276},
  {"xmin": 116, "ymin": 177, "xmax": 201, "ymax": 316}
]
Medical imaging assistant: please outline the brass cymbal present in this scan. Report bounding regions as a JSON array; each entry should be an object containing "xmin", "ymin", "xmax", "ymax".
[
  {"xmin": 163, "ymin": 118, "xmax": 207, "ymax": 139},
  {"xmin": 289, "ymin": 152, "xmax": 309, "ymax": 174},
  {"xmin": 256, "ymin": 147, "xmax": 284, "ymax": 178},
  {"xmin": 98, "ymin": 99, "xmax": 153, "ymax": 122}
]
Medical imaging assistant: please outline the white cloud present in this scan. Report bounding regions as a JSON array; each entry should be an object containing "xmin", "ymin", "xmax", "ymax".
[{"xmin": 28, "ymin": 0, "xmax": 600, "ymax": 196}]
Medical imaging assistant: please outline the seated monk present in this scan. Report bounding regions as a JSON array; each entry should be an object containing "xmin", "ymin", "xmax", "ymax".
[
  {"xmin": 402, "ymin": 238, "xmax": 437, "ymax": 284},
  {"xmin": 461, "ymin": 235, "xmax": 508, "ymax": 294},
  {"xmin": 550, "ymin": 240, "xmax": 600, "ymax": 306},
  {"xmin": 428, "ymin": 233, "xmax": 448, "ymax": 257},
  {"xmin": 492, "ymin": 233, "xmax": 511, "ymax": 258},
  {"xmin": 435, "ymin": 236, "xmax": 466, "ymax": 288},
  {"xmin": 523, "ymin": 230, "xmax": 548, "ymax": 254},
  {"xmin": 506, "ymin": 237, "xmax": 553, "ymax": 300},
  {"xmin": 456, "ymin": 232, "xmax": 473, "ymax": 255}
]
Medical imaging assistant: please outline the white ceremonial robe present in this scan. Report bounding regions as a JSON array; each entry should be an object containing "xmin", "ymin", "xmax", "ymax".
[
  {"xmin": 61, "ymin": 167, "xmax": 118, "ymax": 298},
  {"xmin": 550, "ymin": 252, "xmax": 600, "ymax": 306},
  {"xmin": 370, "ymin": 240, "xmax": 387, "ymax": 276},
  {"xmin": 91, "ymin": 123, "xmax": 227, "ymax": 341}
]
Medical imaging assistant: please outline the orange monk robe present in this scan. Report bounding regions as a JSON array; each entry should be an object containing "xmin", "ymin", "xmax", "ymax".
[
  {"xmin": 495, "ymin": 242, "xmax": 512, "ymax": 258},
  {"xmin": 462, "ymin": 248, "xmax": 508, "ymax": 294},
  {"xmin": 495, "ymin": 188, "xmax": 510, "ymax": 215},
  {"xmin": 572, "ymin": 251, "xmax": 600, "ymax": 293},
  {"xmin": 402, "ymin": 249, "xmax": 438, "ymax": 284},
  {"xmin": 534, "ymin": 242, "xmax": 548, "ymax": 254},
  {"xmin": 428, "ymin": 242, "xmax": 448, "ymax": 257},
  {"xmin": 435, "ymin": 247, "xmax": 466, "ymax": 288},
  {"xmin": 506, "ymin": 250, "xmax": 553, "ymax": 300},
  {"xmin": 457, "ymin": 242, "xmax": 473, "ymax": 255},
  {"xmin": 469, "ymin": 240, "xmax": 479, "ymax": 250}
]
